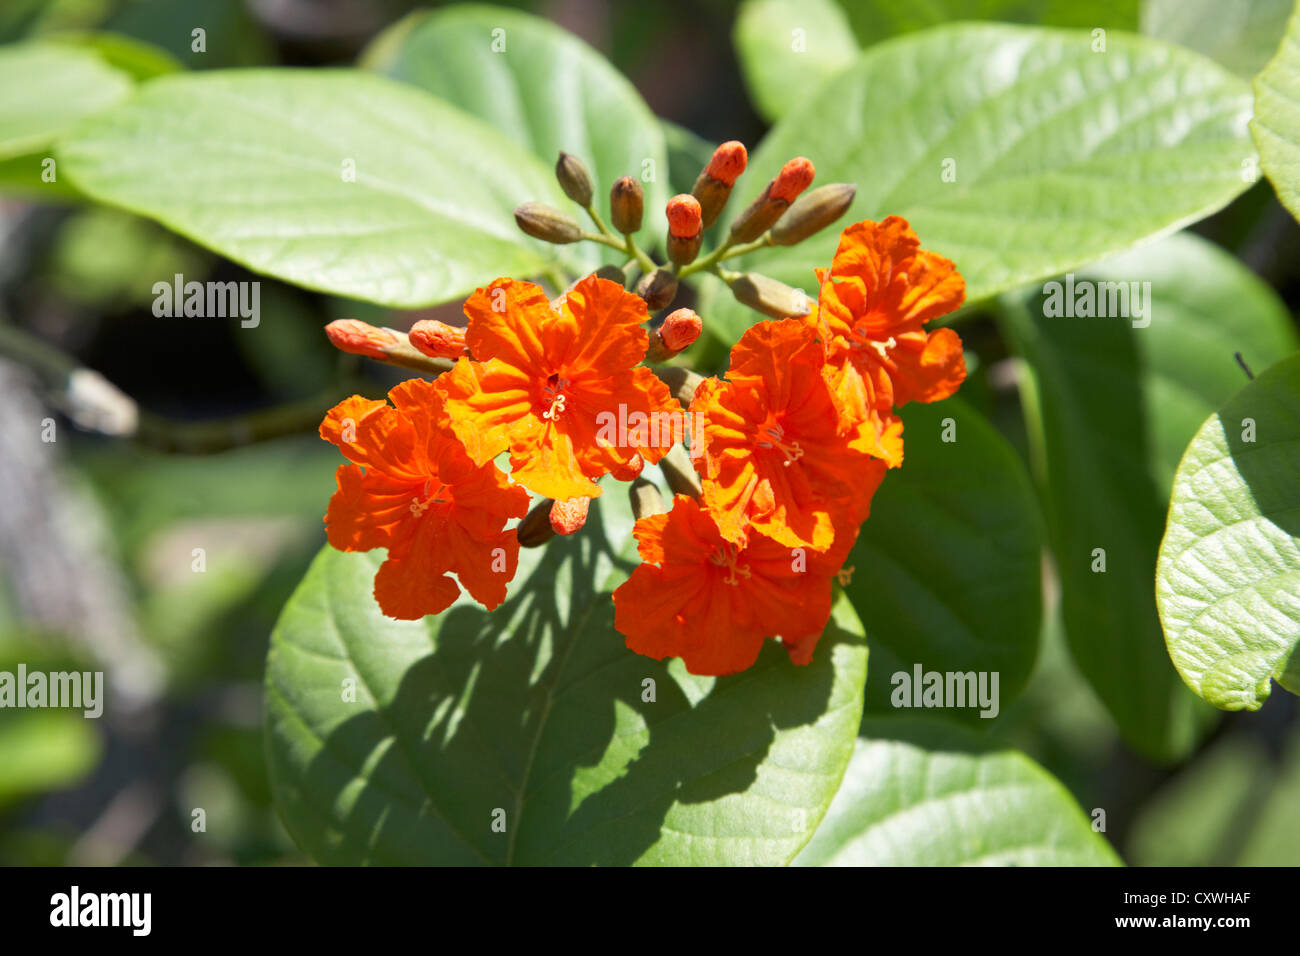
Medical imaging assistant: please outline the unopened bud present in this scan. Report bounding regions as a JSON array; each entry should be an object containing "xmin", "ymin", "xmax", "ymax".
[
  {"xmin": 667, "ymin": 233, "xmax": 702, "ymax": 266},
  {"xmin": 646, "ymin": 308, "xmax": 702, "ymax": 362},
  {"xmin": 635, "ymin": 268, "xmax": 678, "ymax": 311},
  {"xmin": 517, "ymin": 500, "xmax": 556, "ymax": 548},
  {"xmin": 594, "ymin": 264, "xmax": 627, "ymax": 285},
  {"xmin": 515, "ymin": 202, "xmax": 583, "ymax": 243},
  {"xmin": 408, "ymin": 320, "xmax": 468, "ymax": 360},
  {"xmin": 693, "ymin": 141, "xmax": 747, "ymax": 229},
  {"xmin": 660, "ymin": 443, "xmax": 703, "ymax": 498},
  {"xmin": 326, "ymin": 319, "xmax": 399, "ymax": 359},
  {"xmin": 325, "ymin": 319, "xmax": 452, "ymax": 374},
  {"xmin": 770, "ymin": 183, "xmax": 856, "ymax": 246},
  {"xmin": 729, "ymin": 156, "xmax": 816, "ymax": 242},
  {"xmin": 549, "ymin": 497, "xmax": 590, "ymax": 536},
  {"xmin": 730, "ymin": 272, "xmax": 812, "ymax": 319},
  {"xmin": 610, "ymin": 176, "xmax": 644, "ymax": 234},
  {"xmin": 610, "ymin": 453, "xmax": 645, "ymax": 481},
  {"xmin": 666, "ymin": 194, "xmax": 702, "ymax": 239},
  {"xmin": 630, "ymin": 477, "xmax": 667, "ymax": 521},
  {"xmin": 770, "ymin": 157, "xmax": 815, "ymax": 203},
  {"xmin": 555, "ymin": 151, "xmax": 593, "ymax": 206}
]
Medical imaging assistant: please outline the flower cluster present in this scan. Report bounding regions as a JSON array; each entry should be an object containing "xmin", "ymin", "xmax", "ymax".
[{"xmin": 317, "ymin": 142, "xmax": 965, "ymax": 675}]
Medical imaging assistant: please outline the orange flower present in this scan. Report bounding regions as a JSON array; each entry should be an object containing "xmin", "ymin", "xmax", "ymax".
[
  {"xmin": 437, "ymin": 275, "xmax": 680, "ymax": 501},
  {"xmin": 320, "ymin": 379, "xmax": 529, "ymax": 620},
  {"xmin": 815, "ymin": 217, "xmax": 966, "ymax": 431},
  {"xmin": 612, "ymin": 495, "xmax": 855, "ymax": 675},
  {"xmin": 690, "ymin": 318, "xmax": 886, "ymax": 551}
]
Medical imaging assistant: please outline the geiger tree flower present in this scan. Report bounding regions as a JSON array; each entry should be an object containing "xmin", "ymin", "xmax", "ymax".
[
  {"xmin": 690, "ymin": 318, "xmax": 886, "ymax": 551},
  {"xmin": 814, "ymin": 216, "xmax": 967, "ymax": 467},
  {"xmin": 319, "ymin": 142, "xmax": 966, "ymax": 675},
  {"xmin": 612, "ymin": 496, "xmax": 858, "ymax": 675},
  {"xmin": 319, "ymin": 379, "xmax": 529, "ymax": 620},
  {"xmin": 437, "ymin": 275, "xmax": 679, "ymax": 500}
]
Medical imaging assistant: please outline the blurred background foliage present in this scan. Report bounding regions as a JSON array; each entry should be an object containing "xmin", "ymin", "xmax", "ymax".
[{"xmin": 0, "ymin": 0, "xmax": 1297, "ymax": 866}]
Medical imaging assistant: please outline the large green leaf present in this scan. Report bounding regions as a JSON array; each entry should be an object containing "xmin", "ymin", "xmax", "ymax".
[
  {"xmin": 846, "ymin": 399, "xmax": 1042, "ymax": 722},
  {"xmin": 58, "ymin": 70, "xmax": 564, "ymax": 307},
  {"xmin": 998, "ymin": 232, "xmax": 1299, "ymax": 760},
  {"xmin": 733, "ymin": 0, "xmax": 858, "ymax": 122},
  {"xmin": 264, "ymin": 494, "xmax": 868, "ymax": 865},
  {"xmin": 1252, "ymin": 1, "xmax": 1300, "ymax": 221},
  {"xmin": 703, "ymin": 23, "xmax": 1255, "ymax": 347},
  {"xmin": 1142, "ymin": 0, "xmax": 1294, "ymax": 79},
  {"xmin": 1156, "ymin": 352, "xmax": 1300, "ymax": 710},
  {"xmin": 0, "ymin": 43, "xmax": 131, "ymax": 160},
  {"xmin": 795, "ymin": 717, "xmax": 1121, "ymax": 865},
  {"xmin": 363, "ymin": 5, "xmax": 668, "ymax": 274}
]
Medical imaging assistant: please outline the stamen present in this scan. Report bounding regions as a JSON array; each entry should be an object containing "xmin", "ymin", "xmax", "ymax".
[
  {"xmin": 708, "ymin": 544, "xmax": 752, "ymax": 586},
  {"xmin": 755, "ymin": 423, "xmax": 804, "ymax": 466},
  {"xmin": 540, "ymin": 376, "xmax": 571, "ymax": 421}
]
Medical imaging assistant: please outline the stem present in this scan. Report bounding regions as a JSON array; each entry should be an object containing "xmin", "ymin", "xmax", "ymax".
[
  {"xmin": 582, "ymin": 231, "xmax": 656, "ymax": 274},
  {"xmin": 677, "ymin": 232, "xmax": 772, "ymax": 278}
]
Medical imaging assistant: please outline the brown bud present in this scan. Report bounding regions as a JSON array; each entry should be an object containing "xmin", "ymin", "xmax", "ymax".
[
  {"xmin": 517, "ymin": 500, "xmax": 557, "ymax": 548},
  {"xmin": 635, "ymin": 268, "xmax": 678, "ymax": 311},
  {"xmin": 659, "ymin": 443, "xmax": 703, "ymax": 498},
  {"xmin": 594, "ymin": 264, "xmax": 627, "ymax": 285},
  {"xmin": 730, "ymin": 272, "xmax": 812, "ymax": 319},
  {"xmin": 667, "ymin": 233, "xmax": 702, "ymax": 266},
  {"xmin": 629, "ymin": 477, "xmax": 668, "ymax": 521},
  {"xmin": 555, "ymin": 151, "xmax": 593, "ymax": 206},
  {"xmin": 514, "ymin": 202, "xmax": 583, "ymax": 244},
  {"xmin": 610, "ymin": 176, "xmax": 644, "ymax": 234},
  {"xmin": 770, "ymin": 183, "xmax": 856, "ymax": 246}
]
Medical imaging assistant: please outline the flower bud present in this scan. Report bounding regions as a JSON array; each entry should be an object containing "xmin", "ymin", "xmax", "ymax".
[
  {"xmin": 629, "ymin": 477, "xmax": 667, "ymax": 521},
  {"xmin": 729, "ymin": 156, "xmax": 816, "ymax": 243},
  {"xmin": 692, "ymin": 140, "xmax": 747, "ymax": 229},
  {"xmin": 549, "ymin": 496, "xmax": 590, "ymax": 536},
  {"xmin": 326, "ymin": 319, "xmax": 399, "ymax": 359},
  {"xmin": 665, "ymin": 194, "xmax": 703, "ymax": 266},
  {"xmin": 770, "ymin": 157, "xmax": 815, "ymax": 203},
  {"xmin": 666, "ymin": 194, "xmax": 702, "ymax": 239},
  {"xmin": 594, "ymin": 264, "xmax": 627, "ymax": 285},
  {"xmin": 610, "ymin": 176, "xmax": 644, "ymax": 234},
  {"xmin": 660, "ymin": 443, "xmax": 703, "ymax": 498},
  {"xmin": 514, "ymin": 202, "xmax": 583, "ymax": 244},
  {"xmin": 517, "ymin": 499, "xmax": 557, "ymax": 548},
  {"xmin": 555, "ymin": 151, "xmax": 593, "ymax": 206},
  {"xmin": 610, "ymin": 453, "xmax": 645, "ymax": 481},
  {"xmin": 325, "ymin": 319, "xmax": 453, "ymax": 374},
  {"xmin": 635, "ymin": 268, "xmax": 678, "ymax": 311},
  {"xmin": 408, "ymin": 320, "xmax": 468, "ymax": 360},
  {"xmin": 645, "ymin": 308, "xmax": 702, "ymax": 362},
  {"xmin": 729, "ymin": 272, "xmax": 812, "ymax": 319},
  {"xmin": 770, "ymin": 183, "xmax": 856, "ymax": 246}
]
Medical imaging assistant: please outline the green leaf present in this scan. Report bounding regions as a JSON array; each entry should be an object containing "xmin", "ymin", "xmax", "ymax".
[
  {"xmin": 58, "ymin": 70, "xmax": 564, "ymax": 307},
  {"xmin": 1252, "ymin": 1, "xmax": 1300, "ymax": 221},
  {"xmin": 840, "ymin": 1, "xmax": 1138, "ymax": 47},
  {"xmin": 264, "ymin": 495, "xmax": 868, "ymax": 865},
  {"xmin": 705, "ymin": 23, "xmax": 1255, "ymax": 347},
  {"xmin": 998, "ymin": 232, "xmax": 1299, "ymax": 760},
  {"xmin": 1156, "ymin": 351, "xmax": 1300, "ymax": 710},
  {"xmin": 794, "ymin": 717, "xmax": 1121, "ymax": 865},
  {"xmin": 0, "ymin": 711, "xmax": 100, "ymax": 807},
  {"xmin": 1142, "ymin": 0, "xmax": 1294, "ymax": 79},
  {"xmin": 733, "ymin": 0, "xmax": 858, "ymax": 122},
  {"xmin": 0, "ymin": 43, "xmax": 131, "ymax": 160},
  {"xmin": 846, "ymin": 399, "xmax": 1043, "ymax": 722},
  {"xmin": 45, "ymin": 30, "xmax": 185, "ymax": 80},
  {"xmin": 363, "ymin": 5, "xmax": 669, "ymax": 274}
]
